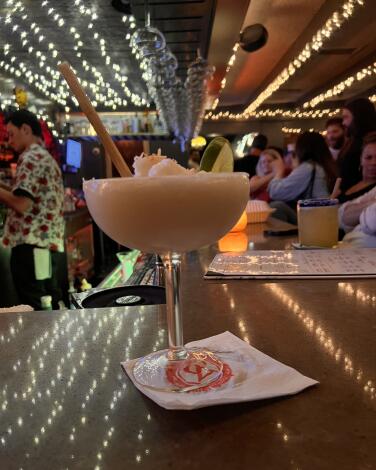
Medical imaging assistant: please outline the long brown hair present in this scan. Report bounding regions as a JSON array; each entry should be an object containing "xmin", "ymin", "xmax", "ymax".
[
  {"xmin": 344, "ymin": 98, "xmax": 376, "ymax": 139},
  {"xmin": 295, "ymin": 131, "xmax": 337, "ymax": 190}
]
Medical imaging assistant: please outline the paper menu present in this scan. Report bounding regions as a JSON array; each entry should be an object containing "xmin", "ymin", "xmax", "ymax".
[{"xmin": 205, "ymin": 249, "xmax": 376, "ymax": 279}]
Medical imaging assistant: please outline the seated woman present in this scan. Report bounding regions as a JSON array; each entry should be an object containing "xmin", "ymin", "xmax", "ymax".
[
  {"xmin": 249, "ymin": 148, "xmax": 284, "ymax": 202},
  {"xmin": 337, "ymin": 132, "xmax": 376, "ymax": 203},
  {"xmin": 267, "ymin": 131, "xmax": 337, "ymax": 224},
  {"xmin": 338, "ymin": 97, "xmax": 376, "ymax": 192},
  {"xmin": 339, "ymin": 186, "xmax": 376, "ymax": 247}
]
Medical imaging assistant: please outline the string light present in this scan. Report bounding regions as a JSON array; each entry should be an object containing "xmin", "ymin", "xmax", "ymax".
[
  {"xmin": 212, "ymin": 42, "xmax": 240, "ymax": 110},
  {"xmin": 0, "ymin": 90, "xmax": 61, "ymax": 139},
  {"xmin": 303, "ymin": 61, "xmax": 376, "ymax": 108},
  {"xmin": 58, "ymin": 0, "xmax": 146, "ymax": 108},
  {"xmin": 38, "ymin": 1, "xmax": 129, "ymax": 109},
  {"xmin": 206, "ymin": 87, "xmax": 375, "ymax": 121},
  {"xmin": 205, "ymin": 107, "xmax": 340, "ymax": 121},
  {"xmin": 242, "ymin": 0, "xmax": 364, "ymax": 115},
  {"xmin": 1, "ymin": 0, "xmax": 147, "ymax": 111},
  {"xmin": 281, "ymin": 126, "xmax": 326, "ymax": 135},
  {"xmin": 282, "ymin": 127, "xmax": 301, "ymax": 134},
  {"xmin": 0, "ymin": 14, "xmax": 67, "ymax": 106},
  {"xmin": 0, "ymin": 56, "xmax": 66, "ymax": 106}
]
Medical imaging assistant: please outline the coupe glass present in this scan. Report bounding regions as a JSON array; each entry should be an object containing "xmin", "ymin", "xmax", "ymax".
[{"xmin": 83, "ymin": 172, "xmax": 249, "ymax": 392}]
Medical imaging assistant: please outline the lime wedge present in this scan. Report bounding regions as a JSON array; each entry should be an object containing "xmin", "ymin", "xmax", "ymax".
[{"xmin": 199, "ymin": 137, "xmax": 234, "ymax": 172}]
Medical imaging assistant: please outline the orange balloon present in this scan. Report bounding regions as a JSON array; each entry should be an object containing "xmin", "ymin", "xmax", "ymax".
[
  {"xmin": 229, "ymin": 210, "xmax": 247, "ymax": 232},
  {"xmin": 218, "ymin": 232, "xmax": 248, "ymax": 252}
]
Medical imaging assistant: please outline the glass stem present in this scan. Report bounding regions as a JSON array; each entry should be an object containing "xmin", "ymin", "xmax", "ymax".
[{"xmin": 161, "ymin": 253, "xmax": 187, "ymax": 360}]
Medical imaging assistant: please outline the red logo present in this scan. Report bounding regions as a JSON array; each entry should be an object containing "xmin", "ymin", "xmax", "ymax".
[{"xmin": 166, "ymin": 351, "xmax": 232, "ymax": 392}]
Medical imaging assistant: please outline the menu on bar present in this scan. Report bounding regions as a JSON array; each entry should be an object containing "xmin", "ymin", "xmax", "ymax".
[{"xmin": 205, "ymin": 249, "xmax": 376, "ymax": 279}]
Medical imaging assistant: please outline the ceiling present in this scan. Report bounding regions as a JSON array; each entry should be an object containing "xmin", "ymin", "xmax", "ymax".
[
  {"xmin": 0, "ymin": 0, "xmax": 374, "ymax": 118},
  {"xmin": 211, "ymin": 0, "xmax": 327, "ymax": 107},
  {"xmin": 0, "ymin": 0, "xmax": 217, "ymax": 112},
  {"xmin": 211, "ymin": 0, "xmax": 376, "ymax": 113}
]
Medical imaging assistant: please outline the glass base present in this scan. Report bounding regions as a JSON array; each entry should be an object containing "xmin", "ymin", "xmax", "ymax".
[{"xmin": 132, "ymin": 348, "xmax": 231, "ymax": 392}]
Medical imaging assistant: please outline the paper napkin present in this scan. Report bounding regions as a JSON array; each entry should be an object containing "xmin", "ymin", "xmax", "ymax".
[{"xmin": 121, "ymin": 331, "xmax": 318, "ymax": 410}]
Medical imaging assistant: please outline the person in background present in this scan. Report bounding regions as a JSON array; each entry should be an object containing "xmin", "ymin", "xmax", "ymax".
[
  {"xmin": 249, "ymin": 148, "xmax": 284, "ymax": 202},
  {"xmin": 0, "ymin": 110, "xmax": 65, "ymax": 310},
  {"xmin": 338, "ymin": 97, "xmax": 376, "ymax": 192},
  {"xmin": 234, "ymin": 133, "xmax": 268, "ymax": 177},
  {"xmin": 188, "ymin": 149, "xmax": 201, "ymax": 169},
  {"xmin": 339, "ymin": 185, "xmax": 376, "ymax": 247},
  {"xmin": 268, "ymin": 146, "xmax": 284, "ymax": 158},
  {"xmin": 325, "ymin": 117, "xmax": 345, "ymax": 161},
  {"xmin": 267, "ymin": 131, "xmax": 337, "ymax": 224},
  {"xmin": 336, "ymin": 132, "xmax": 376, "ymax": 203},
  {"xmin": 283, "ymin": 143, "xmax": 295, "ymax": 173}
]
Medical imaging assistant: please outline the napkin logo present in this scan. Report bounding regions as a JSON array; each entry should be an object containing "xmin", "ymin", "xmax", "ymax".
[
  {"xmin": 183, "ymin": 360, "xmax": 219, "ymax": 384},
  {"xmin": 166, "ymin": 351, "xmax": 233, "ymax": 392}
]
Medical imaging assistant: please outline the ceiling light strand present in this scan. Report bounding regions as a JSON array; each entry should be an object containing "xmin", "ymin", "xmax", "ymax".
[
  {"xmin": 303, "ymin": 61, "xmax": 376, "ymax": 108},
  {"xmin": 211, "ymin": 42, "xmax": 239, "ymax": 110},
  {"xmin": 243, "ymin": 0, "xmax": 364, "ymax": 115},
  {"xmin": 205, "ymin": 106, "xmax": 341, "ymax": 121}
]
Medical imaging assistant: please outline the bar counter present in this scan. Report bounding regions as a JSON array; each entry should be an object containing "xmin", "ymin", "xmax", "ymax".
[{"xmin": 0, "ymin": 221, "xmax": 375, "ymax": 469}]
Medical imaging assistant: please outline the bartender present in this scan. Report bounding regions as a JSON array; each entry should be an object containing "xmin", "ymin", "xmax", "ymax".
[{"xmin": 0, "ymin": 110, "xmax": 65, "ymax": 309}]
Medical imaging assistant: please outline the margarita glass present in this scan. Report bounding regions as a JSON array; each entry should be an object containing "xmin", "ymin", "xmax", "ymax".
[{"xmin": 83, "ymin": 172, "xmax": 249, "ymax": 392}]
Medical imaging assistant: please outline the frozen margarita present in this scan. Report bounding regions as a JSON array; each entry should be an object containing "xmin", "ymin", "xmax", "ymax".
[{"xmin": 83, "ymin": 153, "xmax": 249, "ymax": 253}]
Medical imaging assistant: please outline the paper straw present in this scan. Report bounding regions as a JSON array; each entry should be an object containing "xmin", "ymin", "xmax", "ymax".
[{"xmin": 58, "ymin": 62, "xmax": 132, "ymax": 177}]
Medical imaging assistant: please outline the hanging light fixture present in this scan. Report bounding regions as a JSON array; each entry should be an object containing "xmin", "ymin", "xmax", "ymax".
[{"xmin": 239, "ymin": 24, "xmax": 268, "ymax": 52}]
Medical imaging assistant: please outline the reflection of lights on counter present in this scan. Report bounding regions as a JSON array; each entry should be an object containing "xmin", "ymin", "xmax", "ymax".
[
  {"xmin": 338, "ymin": 283, "xmax": 376, "ymax": 305},
  {"xmin": 238, "ymin": 320, "xmax": 246, "ymax": 333},
  {"xmin": 268, "ymin": 285, "xmax": 375, "ymax": 401},
  {"xmin": 229, "ymin": 211, "xmax": 247, "ymax": 233},
  {"xmin": 0, "ymin": 300, "xmax": 161, "ymax": 466},
  {"xmin": 218, "ymin": 232, "xmax": 248, "ymax": 253},
  {"xmin": 0, "ymin": 316, "xmax": 23, "ymax": 345},
  {"xmin": 275, "ymin": 421, "xmax": 291, "ymax": 445}
]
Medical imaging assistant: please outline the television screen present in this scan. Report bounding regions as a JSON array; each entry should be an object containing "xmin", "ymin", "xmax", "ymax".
[{"xmin": 66, "ymin": 139, "xmax": 82, "ymax": 168}]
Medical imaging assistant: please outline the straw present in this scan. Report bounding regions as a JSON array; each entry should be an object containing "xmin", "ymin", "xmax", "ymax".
[
  {"xmin": 58, "ymin": 62, "xmax": 132, "ymax": 177},
  {"xmin": 330, "ymin": 177, "xmax": 342, "ymax": 199}
]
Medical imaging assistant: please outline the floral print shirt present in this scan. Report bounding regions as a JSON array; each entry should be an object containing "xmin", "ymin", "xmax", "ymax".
[{"xmin": 3, "ymin": 144, "xmax": 65, "ymax": 252}]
